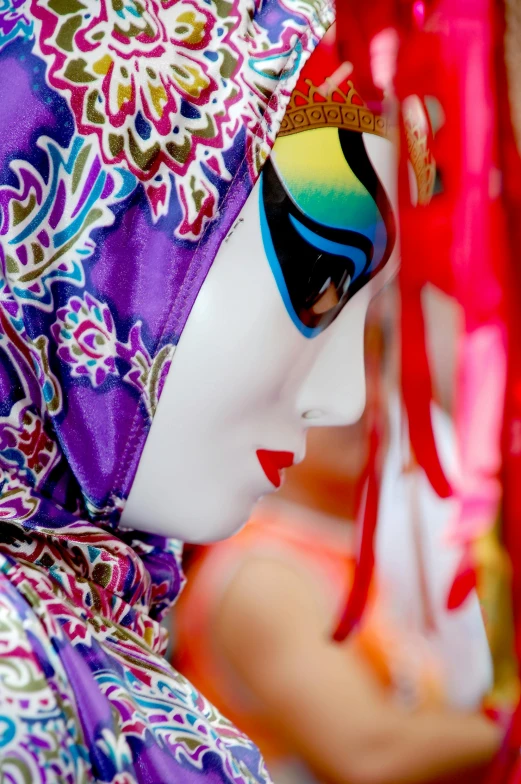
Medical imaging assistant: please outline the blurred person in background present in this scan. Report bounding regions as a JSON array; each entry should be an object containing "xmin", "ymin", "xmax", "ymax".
[{"xmin": 173, "ymin": 291, "xmax": 500, "ymax": 784}]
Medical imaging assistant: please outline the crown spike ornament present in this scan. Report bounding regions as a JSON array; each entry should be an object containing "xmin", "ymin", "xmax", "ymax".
[{"xmin": 278, "ymin": 78, "xmax": 390, "ymax": 140}]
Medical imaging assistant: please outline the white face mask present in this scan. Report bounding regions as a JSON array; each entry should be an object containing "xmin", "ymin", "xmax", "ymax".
[{"xmin": 122, "ymin": 132, "xmax": 398, "ymax": 542}]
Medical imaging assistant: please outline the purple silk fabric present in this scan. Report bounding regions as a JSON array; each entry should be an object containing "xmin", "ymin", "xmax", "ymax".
[{"xmin": 0, "ymin": 1, "xmax": 332, "ymax": 781}]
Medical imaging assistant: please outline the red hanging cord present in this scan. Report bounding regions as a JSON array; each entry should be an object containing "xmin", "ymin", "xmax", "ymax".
[{"xmin": 333, "ymin": 421, "xmax": 382, "ymax": 641}]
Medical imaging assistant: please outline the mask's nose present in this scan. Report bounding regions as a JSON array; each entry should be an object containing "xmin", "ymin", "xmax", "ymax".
[{"xmin": 296, "ymin": 288, "xmax": 371, "ymax": 427}]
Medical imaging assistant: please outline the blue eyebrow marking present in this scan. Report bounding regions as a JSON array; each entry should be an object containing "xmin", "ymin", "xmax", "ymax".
[{"xmin": 288, "ymin": 215, "xmax": 368, "ymax": 281}]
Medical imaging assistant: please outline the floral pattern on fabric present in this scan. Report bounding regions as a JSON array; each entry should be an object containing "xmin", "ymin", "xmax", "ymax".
[
  {"xmin": 0, "ymin": 0, "xmax": 333, "ymax": 779},
  {"xmin": 29, "ymin": 0, "xmax": 323, "ymax": 237},
  {"xmin": 0, "ymin": 135, "xmax": 137, "ymax": 311},
  {"xmin": 52, "ymin": 295, "xmax": 173, "ymax": 413},
  {"xmin": 0, "ymin": 566, "xmax": 89, "ymax": 783},
  {"xmin": 0, "ymin": 528, "xmax": 273, "ymax": 783},
  {"xmin": 0, "ymin": 0, "xmax": 33, "ymax": 47},
  {"xmin": 53, "ymin": 292, "xmax": 121, "ymax": 387}
]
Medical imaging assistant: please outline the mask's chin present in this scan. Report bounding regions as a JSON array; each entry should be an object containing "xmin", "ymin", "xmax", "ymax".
[
  {"xmin": 181, "ymin": 511, "xmax": 252, "ymax": 545},
  {"xmin": 154, "ymin": 491, "xmax": 257, "ymax": 544}
]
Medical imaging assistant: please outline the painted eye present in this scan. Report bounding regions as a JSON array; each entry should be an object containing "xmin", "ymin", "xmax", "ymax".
[
  {"xmin": 310, "ymin": 280, "xmax": 339, "ymax": 315},
  {"xmin": 317, "ymin": 273, "xmax": 331, "ymax": 296},
  {"xmin": 260, "ymin": 127, "xmax": 395, "ymax": 338},
  {"xmin": 305, "ymin": 262, "xmax": 352, "ymax": 317}
]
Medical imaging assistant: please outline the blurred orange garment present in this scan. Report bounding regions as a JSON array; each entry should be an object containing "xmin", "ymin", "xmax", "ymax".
[{"xmin": 173, "ymin": 500, "xmax": 444, "ymax": 780}]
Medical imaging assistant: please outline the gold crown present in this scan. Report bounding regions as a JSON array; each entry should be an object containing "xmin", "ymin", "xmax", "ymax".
[{"xmin": 278, "ymin": 79, "xmax": 390, "ymax": 139}]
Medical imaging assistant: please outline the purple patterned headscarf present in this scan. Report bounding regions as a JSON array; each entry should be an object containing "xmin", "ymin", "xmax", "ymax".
[{"xmin": 0, "ymin": 1, "xmax": 332, "ymax": 780}]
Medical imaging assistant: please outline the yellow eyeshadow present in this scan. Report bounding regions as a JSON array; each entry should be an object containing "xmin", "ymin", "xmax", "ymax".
[
  {"xmin": 272, "ymin": 128, "xmax": 367, "ymax": 197},
  {"xmin": 270, "ymin": 127, "xmax": 377, "ymax": 231}
]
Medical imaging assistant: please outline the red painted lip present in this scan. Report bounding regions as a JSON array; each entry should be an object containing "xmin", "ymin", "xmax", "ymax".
[{"xmin": 256, "ymin": 449, "xmax": 294, "ymax": 488}]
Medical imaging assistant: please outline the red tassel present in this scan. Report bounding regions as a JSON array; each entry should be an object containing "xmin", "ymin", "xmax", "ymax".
[
  {"xmin": 398, "ymin": 82, "xmax": 452, "ymax": 500},
  {"xmin": 446, "ymin": 548, "xmax": 477, "ymax": 610},
  {"xmin": 333, "ymin": 424, "xmax": 381, "ymax": 641},
  {"xmin": 400, "ymin": 278, "xmax": 453, "ymax": 499}
]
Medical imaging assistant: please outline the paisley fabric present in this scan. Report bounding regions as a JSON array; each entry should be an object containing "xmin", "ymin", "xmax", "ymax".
[{"xmin": 0, "ymin": 0, "xmax": 332, "ymax": 780}]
